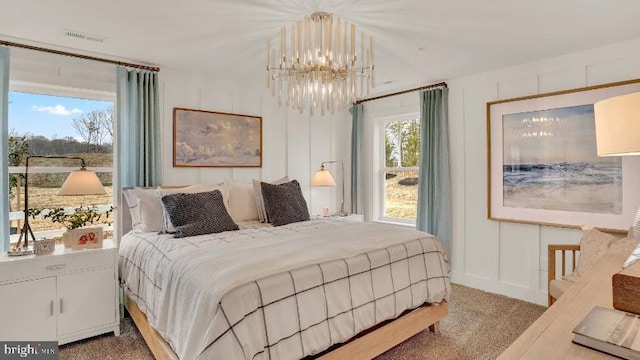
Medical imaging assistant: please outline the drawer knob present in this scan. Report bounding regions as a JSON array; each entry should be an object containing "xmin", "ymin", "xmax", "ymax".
[{"xmin": 46, "ymin": 264, "xmax": 66, "ymax": 270}]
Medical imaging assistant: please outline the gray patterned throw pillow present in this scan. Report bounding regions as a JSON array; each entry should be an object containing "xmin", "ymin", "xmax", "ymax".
[
  {"xmin": 160, "ymin": 190, "xmax": 239, "ymax": 238},
  {"xmin": 260, "ymin": 180, "xmax": 310, "ymax": 226}
]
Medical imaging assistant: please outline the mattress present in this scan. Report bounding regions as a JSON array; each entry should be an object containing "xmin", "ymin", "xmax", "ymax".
[{"xmin": 119, "ymin": 218, "xmax": 451, "ymax": 359}]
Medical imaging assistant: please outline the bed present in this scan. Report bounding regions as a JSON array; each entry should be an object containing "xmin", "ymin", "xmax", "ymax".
[{"xmin": 118, "ymin": 184, "xmax": 451, "ymax": 360}]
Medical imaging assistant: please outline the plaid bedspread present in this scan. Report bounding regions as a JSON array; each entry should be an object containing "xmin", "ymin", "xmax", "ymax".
[{"xmin": 119, "ymin": 219, "xmax": 451, "ymax": 359}]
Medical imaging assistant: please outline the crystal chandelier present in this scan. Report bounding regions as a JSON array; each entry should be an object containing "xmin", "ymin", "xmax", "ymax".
[{"xmin": 266, "ymin": 12, "xmax": 375, "ymax": 115}]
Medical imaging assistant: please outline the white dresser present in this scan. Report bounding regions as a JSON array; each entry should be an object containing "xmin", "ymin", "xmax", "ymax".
[{"xmin": 0, "ymin": 240, "xmax": 120, "ymax": 344}]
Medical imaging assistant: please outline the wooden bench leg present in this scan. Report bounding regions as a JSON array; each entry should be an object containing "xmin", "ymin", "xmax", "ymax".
[{"xmin": 428, "ymin": 321, "xmax": 440, "ymax": 334}]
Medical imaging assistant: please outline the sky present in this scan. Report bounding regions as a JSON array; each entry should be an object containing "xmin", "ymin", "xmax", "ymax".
[{"xmin": 8, "ymin": 91, "xmax": 113, "ymax": 140}]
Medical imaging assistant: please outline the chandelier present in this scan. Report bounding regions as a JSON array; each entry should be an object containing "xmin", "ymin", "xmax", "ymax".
[{"xmin": 266, "ymin": 12, "xmax": 375, "ymax": 115}]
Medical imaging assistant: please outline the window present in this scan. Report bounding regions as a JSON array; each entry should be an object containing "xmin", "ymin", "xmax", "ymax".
[
  {"xmin": 8, "ymin": 91, "xmax": 114, "ymax": 243},
  {"xmin": 380, "ymin": 116, "xmax": 420, "ymax": 223}
]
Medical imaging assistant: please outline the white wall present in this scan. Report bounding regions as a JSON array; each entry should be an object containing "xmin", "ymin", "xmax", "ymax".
[
  {"xmin": 9, "ymin": 47, "xmax": 115, "ymax": 100},
  {"xmin": 158, "ymin": 67, "xmax": 349, "ymax": 216},
  {"xmin": 448, "ymin": 37, "xmax": 640, "ymax": 305},
  {"xmin": 7, "ymin": 46, "xmax": 347, "ymax": 219}
]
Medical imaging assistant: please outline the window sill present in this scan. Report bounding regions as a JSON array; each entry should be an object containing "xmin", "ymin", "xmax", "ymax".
[{"xmin": 373, "ymin": 219, "xmax": 416, "ymax": 228}]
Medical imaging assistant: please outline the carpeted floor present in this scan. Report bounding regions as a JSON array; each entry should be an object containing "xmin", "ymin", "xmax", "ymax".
[
  {"xmin": 375, "ymin": 284, "xmax": 545, "ymax": 360},
  {"xmin": 59, "ymin": 284, "xmax": 545, "ymax": 359}
]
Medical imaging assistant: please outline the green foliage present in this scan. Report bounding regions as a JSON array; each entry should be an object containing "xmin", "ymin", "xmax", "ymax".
[
  {"xmin": 402, "ymin": 120, "xmax": 421, "ymax": 167},
  {"xmin": 33, "ymin": 206, "xmax": 113, "ymax": 230},
  {"xmin": 384, "ymin": 119, "xmax": 421, "ymax": 167},
  {"xmin": 385, "ymin": 131, "xmax": 397, "ymax": 167},
  {"xmin": 8, "ymin": 135, "xmax": 30, "ymax": 200}
]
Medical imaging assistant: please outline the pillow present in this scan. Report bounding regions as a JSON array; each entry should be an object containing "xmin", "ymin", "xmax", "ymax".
[
  {"xmin": 157, "ymin": 183, "xmax": 227, "ymax": 233},
  {"xmin": 609, "ymin": 235, "xmax": 635, "ymax": 255},
  {"xmin": 260, "ymin": 180, "xmax": 310, "ymax": 226},
  {"xmin": 564, "ymin": 228, "xmax": 620, "ymax": 281},
  {"xmin": 253, "ymin": 176, "xmax": 289, "ymax": 223},
  {"xmin": 160, "ymin": 190, "xmax": 238, "ymax": 238},
  {"xmin": 122, "ymin": 187, "xmax": 164, "ymax": 232},
  {"xmin": 225, "ymin": 179, "xmax": 259, "ymax": 222},
  {"xmin": 122, "ymin": 188, "xmax": 143, "ymax": 232}
]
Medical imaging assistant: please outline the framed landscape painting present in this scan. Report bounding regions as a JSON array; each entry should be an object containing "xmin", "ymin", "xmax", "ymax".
[
  {"xmin": 487, "ymin": 79, "xmax": 640, "ymax": 231},
  {"xmin": 173, "ymin": 108, "xmax": 262, "ymax": 167}
]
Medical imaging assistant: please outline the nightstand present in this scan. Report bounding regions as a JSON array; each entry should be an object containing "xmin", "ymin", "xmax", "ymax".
[
  {"xmin": 0, "ymin": 240, "xmax": 120, "ymax": 344},
  {"xmin": 314, "ymin": 214, "xmax": 364, "ymax": 222}
]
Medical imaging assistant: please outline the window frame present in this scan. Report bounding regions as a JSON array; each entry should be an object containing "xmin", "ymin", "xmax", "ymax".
[
  {"xmin": 6, "ymin": 82, "xmax": 116, "ymax": 245},
  {"xmin": 375, "ymin": 112, "xmax": 420, "ymax": 225}
]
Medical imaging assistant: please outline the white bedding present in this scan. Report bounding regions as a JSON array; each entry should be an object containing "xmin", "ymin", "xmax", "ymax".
[{"xmin": 119, "ymin": 218, "xmax": 450, "ymax": 359}]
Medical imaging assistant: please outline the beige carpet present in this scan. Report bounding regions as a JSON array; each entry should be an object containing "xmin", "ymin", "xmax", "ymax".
[
  {"xmin": 59, "ymin": 284, "xmax": 545, "ymax": 359},
  {"xmin": 375, "ymin": 284, "xmax": 545, "ymax": 360}
]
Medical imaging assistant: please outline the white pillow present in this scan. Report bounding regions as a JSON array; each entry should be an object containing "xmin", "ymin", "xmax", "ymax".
[
  {"xmin": 225, "ymin": 179, "xmax": 259, "ymax": 222},
  {"xmin": 122, "ymin": 188, "xmax": 143, "ymax": 232},
  {"xmin": 122, "ymin": 187, "xmax": 163, "ymax": 233},
  {"xmin": 563, "ymin": 228, "xmax": 619, "ymax": 281},
  {"xmin": 157, "ymin": 183, "xmax": 227, "ymax": 233},
  {"xmin": 252, "ymin": 176, "xmax": 289, "ymax": 223}
]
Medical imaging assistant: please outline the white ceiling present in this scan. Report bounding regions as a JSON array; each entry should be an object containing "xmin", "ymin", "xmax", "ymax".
[{"xmin": 2, "ymin": 0, "xmax": 640, "ymax": 92}]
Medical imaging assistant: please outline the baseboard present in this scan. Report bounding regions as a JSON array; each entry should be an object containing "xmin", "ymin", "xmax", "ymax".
[{"xmin": 452, "ymin": 273, "xmax": 547, "ymax": 306}]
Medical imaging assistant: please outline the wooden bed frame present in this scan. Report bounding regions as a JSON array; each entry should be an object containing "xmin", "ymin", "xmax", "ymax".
[
  {"xmin": 120, "ymin": 188, "xmax": 449, "ymax": 359},
  {"xmin": 124, "ymin": 294, "xmax": 448, "ymax": 360}
]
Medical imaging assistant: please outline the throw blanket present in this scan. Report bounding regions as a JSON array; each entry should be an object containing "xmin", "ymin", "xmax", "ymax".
[{"xmin": 119, "ymin": 219, "xmax": 451, "ymax": 359}]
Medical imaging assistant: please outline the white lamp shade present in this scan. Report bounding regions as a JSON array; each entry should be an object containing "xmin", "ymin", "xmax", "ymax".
[
  {"xmin": 57, "ymin": 169, "xmax": 106, "ymax": 196},
  {"xmin": 311, "ymin": 169, "xmax": 336, "ymax": 186},
  {"xmin": 594, "ymin": 92, "xmax": 640, "ymax": 156}
]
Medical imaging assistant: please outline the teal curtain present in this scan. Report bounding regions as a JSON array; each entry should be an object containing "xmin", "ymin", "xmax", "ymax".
[
  {"xmin": 116, "ymin": 67, "xmax": 160, "ymax": 188},
  {"xmin": 349, "ymin": 103, "xmax": 364, "ymax": 214},
  {"xmin": 416, "ymin": 87, "xmax": 451, "ymax": 253},
  {"xmin": 0, "ymin": 47, "xmax": 8, "ymax": 251}
]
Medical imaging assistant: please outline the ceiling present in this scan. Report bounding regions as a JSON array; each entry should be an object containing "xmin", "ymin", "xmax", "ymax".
[{"xmin": 2, "ymin": 0, "xmax": 640, "ymax": 93}]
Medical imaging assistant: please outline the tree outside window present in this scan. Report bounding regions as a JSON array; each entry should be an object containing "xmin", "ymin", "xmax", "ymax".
[{"xmin": 383, "ymin": 118, "xmax": 420, "ymax": 221}]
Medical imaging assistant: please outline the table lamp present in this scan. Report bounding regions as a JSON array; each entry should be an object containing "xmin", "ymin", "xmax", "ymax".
[
  {"xmin": 594, "ymin": 91, "xmax": 640, "ymax": 267},
  {"xmin": 9, "ymin": 155, "xmax": 106, "ymax": 256},
  {"xmin": 311, "ymin": 160, "xmax": 348, "ymax": 216}
]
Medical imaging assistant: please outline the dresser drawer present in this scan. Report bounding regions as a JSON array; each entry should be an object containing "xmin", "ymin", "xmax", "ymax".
[{"xmin": 0, "ymin": 248, "xmax": 115, "ymax": 284}]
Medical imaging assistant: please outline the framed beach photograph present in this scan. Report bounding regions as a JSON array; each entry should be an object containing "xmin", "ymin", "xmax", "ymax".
[
  {"xmin": 488, "ymin": 79, "xmax": 640, "ymax": 231},
  {"xmin": 173, "ymin": 108, "xmax": 262, "ymax": 167}
]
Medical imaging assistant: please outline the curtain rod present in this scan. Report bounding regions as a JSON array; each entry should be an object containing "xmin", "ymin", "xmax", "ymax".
[
  {"xmin": 0, "ymin": 40, "xmax": 160, "ymax": 72},
  {"xmin": 355, "ymin": 81, "xmax": 447, "ymax": 105}
]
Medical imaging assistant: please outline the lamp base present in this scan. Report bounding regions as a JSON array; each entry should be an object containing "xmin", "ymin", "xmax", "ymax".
[{"xmin": 7, "ymin": 248, "xmax": 34, "ymax": 257}]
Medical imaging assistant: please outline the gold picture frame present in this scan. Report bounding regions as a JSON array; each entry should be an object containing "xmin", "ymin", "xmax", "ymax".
[
  {"xmin": 487, "ymin": 78, "xmax": 640, "ymax": 231},
  {"xmin": 173, "ymin": 108, "xmax": 262, "ymax": 168}
]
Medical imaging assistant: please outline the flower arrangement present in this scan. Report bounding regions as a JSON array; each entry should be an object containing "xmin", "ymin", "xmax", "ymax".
[{"xmin": 33, "ymin": 205, "xmax": 113, "ymax": 230}]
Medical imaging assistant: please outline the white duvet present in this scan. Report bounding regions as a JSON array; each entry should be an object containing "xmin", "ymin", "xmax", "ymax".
[{"xmin": 119, "ymin": 219, "xmax": 450, "ymax": 359}]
